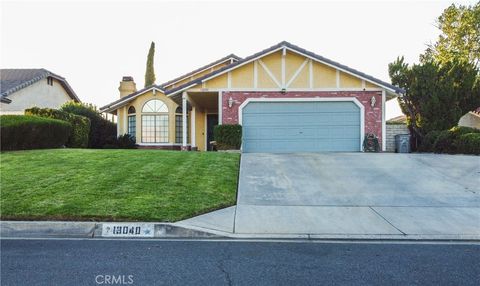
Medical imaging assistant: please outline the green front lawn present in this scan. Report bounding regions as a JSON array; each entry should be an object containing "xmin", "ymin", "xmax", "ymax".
[{"xmin": 0, "ymin": 149, "xmax": 240, "ymax": 222}]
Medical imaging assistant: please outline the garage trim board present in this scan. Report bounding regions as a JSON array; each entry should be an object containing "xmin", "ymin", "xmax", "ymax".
[{"xmin": 238, "ymin": 97, "xmax": 364, "ymax": 152}]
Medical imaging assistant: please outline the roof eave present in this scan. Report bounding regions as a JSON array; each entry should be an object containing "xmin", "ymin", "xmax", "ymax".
[{"xmin": 99, "ymin": 86, "xmax": 165, "ymax": 112}]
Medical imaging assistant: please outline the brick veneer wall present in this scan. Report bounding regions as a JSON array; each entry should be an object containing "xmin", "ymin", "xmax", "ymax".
[
  {"xmin": 386, "ymin": 124, "xmax": 409, "ymax": 152},
  {"xmin": 222, "ymin": 91, "xmax": 383, "ymax": 148}
]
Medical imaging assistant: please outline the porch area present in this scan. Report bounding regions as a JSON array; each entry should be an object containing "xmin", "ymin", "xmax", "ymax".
[{"xmin": 178, "ymin": 91, "xmax": 220, "ymax": 151}]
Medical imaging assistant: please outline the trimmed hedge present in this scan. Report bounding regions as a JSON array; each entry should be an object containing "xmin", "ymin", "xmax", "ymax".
[
  {"xmin": 1, "ymin": 115, "xmax": 71, "ymax": 151},
  {"xmin": 25, "ymin": 107, "xmax": 90, "ymax": 148},
  {"xmin": 214, "ymin": 124, "xmax": 242, "ymax": 150},
  {"xmin": 60, "ymin": 102, "xmax": 116, "ymax": 148}
]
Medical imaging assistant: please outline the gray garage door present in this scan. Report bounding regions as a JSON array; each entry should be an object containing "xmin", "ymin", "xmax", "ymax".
[{"xmin": 242, "ymin": 101, "xmax": 361, "ymax": 153}]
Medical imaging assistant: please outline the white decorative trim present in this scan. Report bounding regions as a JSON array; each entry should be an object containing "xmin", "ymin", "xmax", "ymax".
[
  {"xmin": 116, "ymin": 111, "xmax": 120, "ymax": 136},
  {"xmin": 381, "ymin": 89, "xmax": 386, "ymax": 151},
  {"xmin": 189, "ymin": 87, "xmax": 383, "ymax": 93},
  {"xmin": 336, "ymin": 70, "xmax": 340, "ymax": 88},
  {"xmin": 182, "ymin": 92, "xmax": 188, "ymax": 147},
  {"xmin": 202, "ymin": 82, "xmax": 206, "ymax": 88},
  {"xmin": 286, "ymin": 58, "xmax": 309, "ymax": 88},
  {"xmin": 165, "ymin": 44, "xmax": 401, "ymax": 98},
  {"xmin": 362, "ymin": 80, "xmax": 366, "ymax": 89},
  {"xmin": 200, "ymin": 47, "xmax": 283, "ymax": 83},
  {"xmin": 218, "ymin": 91, "xmax": 223, "ymax": 125},
  {"xmin": 309, "ymin": 60, "xmax": 313, "ymax": 88},
  {"xmin": 281, "ymin": 47, "xmax": 286, "ymax": 87},
  {"xmin": 137, "ymin": 143, "xmax": 186, "ymax": 146},
  {"xmin": 258, "ymin": 59, "xmax": 281, "ymax": 88},
  {"xmin": 253, "ymin": 60, "xmax": 258, "ymax": 88},
  {"xmin": 238, "ymin": 97, "xmax": 365, "ymax": 151},
  {"xmin": 191, "ymin": 106, "xmax": 196, "ymax": 148},
  {"xmin": 123, "ymin": 106, "xmax": 127, "ymax": 135},
  {"xmin": 227, "ymin": 72, "xmax": 232, "ymax": 89},
  {"xmin": 163, "ymin": 57, "xmax": 238, "ymax": 89},
  {"xmin": 102, "ymin": 86, "xmax": 165, "ymax": 112},
  {"xmin": 285, "ymin": 47, "xmax": 399, "ymax": 93},
  {"xmin": 204, "ymin": 113, "xmax": 208, "ymax": 151}
]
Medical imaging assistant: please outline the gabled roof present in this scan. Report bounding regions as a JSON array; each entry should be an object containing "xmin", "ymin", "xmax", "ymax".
[
  {"xmin": 386, "ymin": 115, "xmax": 407, "ymax": 124},
  {"xmin": 100, "ymin": 86, "xmax": 165, "ymax": 112},
  {"xmin": 160, "ymin": 54, "xmax": 241, "ymax": 88},
  {"xmin": 166, "ymin": 41, "xmax": 405, "ymax": 98},
  {"xmin": 100, "ymin": 41, "xmax": 404, "ymax": 112},
  {"xmin": 0, "ymin": 69, "xmax": 80, "ymax": 102}
]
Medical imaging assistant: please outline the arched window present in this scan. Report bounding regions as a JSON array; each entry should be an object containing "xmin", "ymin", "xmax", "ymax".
[
  {"xmin": 141, "ymin": 99, "xmax": 169, "ymax": 143},
  {"xmin": 142, "ymin": 99, "xmax": 168, "ymax": 113},
  {"xmin": 127, "ymin": 106, "xmax": 136, "ymax": 139}
]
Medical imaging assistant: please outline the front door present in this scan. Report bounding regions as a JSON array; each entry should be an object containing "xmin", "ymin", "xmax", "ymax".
[{"xmin": 207, "ymin": 114, "xmax": 218, "ymax": 151}]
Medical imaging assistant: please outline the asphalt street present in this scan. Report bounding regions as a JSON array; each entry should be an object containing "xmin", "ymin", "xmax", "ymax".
[{"xmin": 1, "ymin": 239, "xmax": 479, "ymax": 286}]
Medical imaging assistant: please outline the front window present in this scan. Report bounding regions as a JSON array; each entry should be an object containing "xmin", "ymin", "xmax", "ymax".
[
  {"xmin": 175, "ymin": 106, "xmax": 189, "ymax": 143},
  {"xmin": 127, "ymin": 106, "xmax": 136, "ymax": 139},
  {"xmin": 141, "ymin": 99, "xmax": 169, "ymax": 143}
]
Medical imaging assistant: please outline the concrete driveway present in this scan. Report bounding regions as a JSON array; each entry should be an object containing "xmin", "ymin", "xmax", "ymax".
[{"xmin": 179, "ymin": 153, "xmax": 480, "ymax": 239}]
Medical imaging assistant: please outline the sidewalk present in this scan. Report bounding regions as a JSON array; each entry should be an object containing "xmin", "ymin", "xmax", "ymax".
[
  {"xmin": 2, "ymin": 210, "xmax": 479, "ymax": 240},
  {"xmin": 175, "ymin": 205, "xmax": 480, "ymax": 241}
]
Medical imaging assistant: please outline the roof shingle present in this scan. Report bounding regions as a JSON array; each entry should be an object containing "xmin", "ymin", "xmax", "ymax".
[{"xmin": 0, "ymin": 68, "xmax": 80, "ymax": 102}]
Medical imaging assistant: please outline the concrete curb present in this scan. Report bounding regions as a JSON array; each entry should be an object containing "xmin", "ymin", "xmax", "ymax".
[
  {"xmin": 2, "ymin": 221, "xmax": 479, "ymax": 241},
  {"xmin": 0, "ymin": 221, "xmax": 224, "ymax": 239}
]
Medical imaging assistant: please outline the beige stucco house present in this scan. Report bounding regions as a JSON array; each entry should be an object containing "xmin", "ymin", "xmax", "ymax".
[
  {"xmin": 101, "ymin": 41, "xmax": 404, "ymax": 152},
  {"xmin": 0, "ymin": 69, "xmax": 80, "ymax": 114}
]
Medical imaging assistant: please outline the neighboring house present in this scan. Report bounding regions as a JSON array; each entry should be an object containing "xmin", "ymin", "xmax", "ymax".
[
  {"xmin": 101, "ymin": 41, "xmax": 404, "ymax": 152},
  {"xmin": 386, "ymin": 115, "xmax": 407, "ymax": 124},
  {"xmin": 458, "ymin": 108, "xmax": 480, "ymax": 129},
  {"xmin": 0, "ymin": 69, "xmax": 80, "ymax": 115}
]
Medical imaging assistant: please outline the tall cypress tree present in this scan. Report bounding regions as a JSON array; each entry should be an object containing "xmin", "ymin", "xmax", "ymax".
[{"xmin": 144, "ymin": 42, "xmax": 156, "ymax": 87}]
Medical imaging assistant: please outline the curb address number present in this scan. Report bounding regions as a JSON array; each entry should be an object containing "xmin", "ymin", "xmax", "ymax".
[{"xmin": 102, "ymin": 223, "xmax": 154, "ymax": 237}]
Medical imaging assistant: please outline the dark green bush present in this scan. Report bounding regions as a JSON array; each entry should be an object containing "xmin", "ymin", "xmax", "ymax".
[
  {"xmin": 433, "ymin": 130, "xmax": 454, "ymax": 153},
  {"xmin": 1, "ymin": 115, "xmax": 71, "ymax": 151},
  {"xmin": 456, "ymin": 133, "xmax": 480, "ymax": 155},
  {"xmin": 115, "ymin": 134, "xmax": 137, "ymax": 149},
  {"xmin": 449, "ymin": 126, "xmax": 480, "ymax": 136},
  {"xmin": 432, "ymin": 126, "xmax": 480, "ymax": 154},
  {"xmin": 25, "ymin": 107, "xmax": 90, "ymax": 148},
  {"xmin": 213, "ymin": 124, "xmax": 242, "ymax": 150},
  {"xmin": 60, "ymin": 102, "xmax": 116, "ymax": 148},
  {"xmin": 419, "ymin": 130, "xmax": 442, "ymax": 152}
]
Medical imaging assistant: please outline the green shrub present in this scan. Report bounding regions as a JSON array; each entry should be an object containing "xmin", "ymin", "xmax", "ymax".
[
  {"xmin": 433, "ymin": 130, "xmax": 455, "ymax": 153},
  {"xmin": 419, "ymin": 130, "xmax": 442, "ymax": 152},
  {"xmin": 116, "ymin": 134, "xmax": 136, "ymax": 149},
  {"xmin": 60, "ymin": 102, "xmax": 116, "ymax": 148},
  {"xmin": 449, "ymin": 126, "xmax": 480, "ymax": 135},
  {"xmin": 432, "ymin": 126, "xmax": 480, "ymax": 154},
  {"xmin": 1, "ymin": 115, "xmax": 71, "ymax": 151},
  {"xmin": 456, "ymin": 133, "xmax": 480, "ymax": 155},
  {"xmin": 25, "ymin": 107, "xmax": 90, "ymax": 148},
  {"xmin": 214, "ymin": 124, "xmax": 242, "ymax": 150}
]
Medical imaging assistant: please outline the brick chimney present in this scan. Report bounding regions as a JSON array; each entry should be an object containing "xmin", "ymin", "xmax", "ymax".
[{"xmin": 119, "ymin": 76, "xmax": 137, "ymax": 98}]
